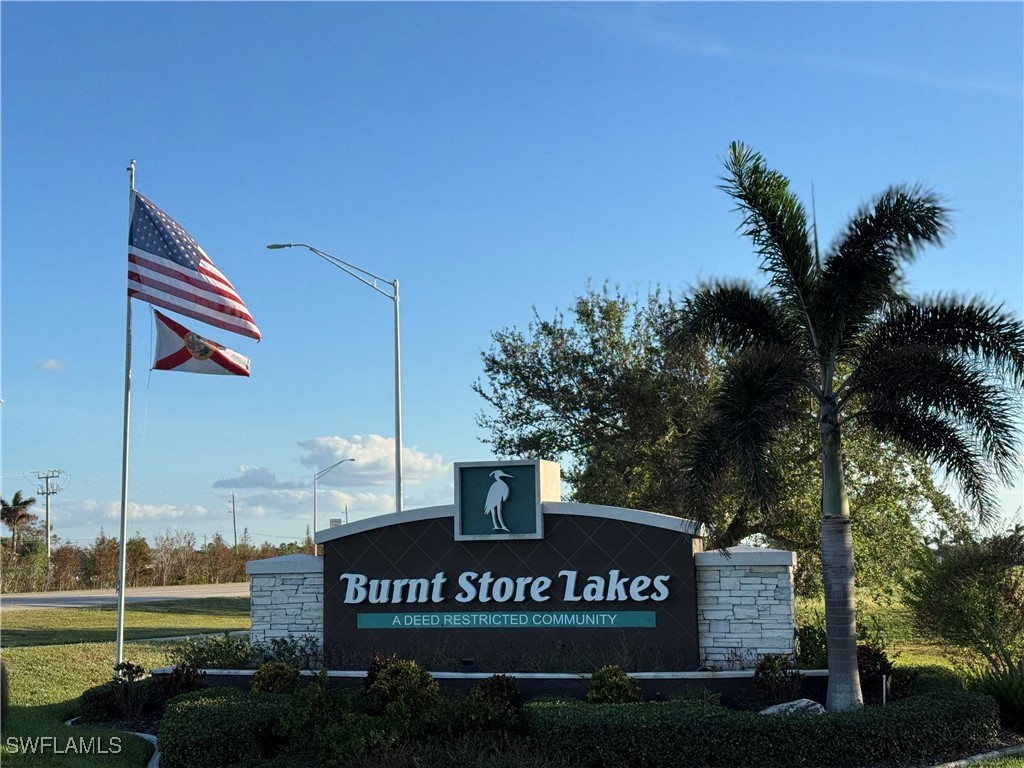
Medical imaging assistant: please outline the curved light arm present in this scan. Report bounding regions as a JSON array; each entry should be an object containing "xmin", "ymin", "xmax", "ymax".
[
  {"xmin": 315, "ymin": 457, "xmax": 355, "ymax": 482},
  {"xmin": 267, "ymin": 243, "xmax": 396, "ymax": 301}
]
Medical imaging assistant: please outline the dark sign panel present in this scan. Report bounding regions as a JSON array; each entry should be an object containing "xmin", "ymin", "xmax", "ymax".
[{"xmin": 321, "ymin": 501, "xmax": 700, "ymax": 672}]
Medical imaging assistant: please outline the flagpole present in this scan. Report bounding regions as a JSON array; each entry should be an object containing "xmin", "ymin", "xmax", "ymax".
[{"xmin": 115, "ymin": 160, "xmax": 135, "ymax": 667}]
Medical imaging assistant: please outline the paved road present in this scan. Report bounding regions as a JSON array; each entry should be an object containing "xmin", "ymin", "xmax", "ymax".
[{"xmin": 0, "ymin": 582, "xmax": 250, "ymax": 611}]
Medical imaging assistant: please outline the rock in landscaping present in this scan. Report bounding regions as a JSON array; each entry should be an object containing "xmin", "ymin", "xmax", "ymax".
[{"xmin": 759, "ymin": 699, "xmax": 826, "ymax": 716}]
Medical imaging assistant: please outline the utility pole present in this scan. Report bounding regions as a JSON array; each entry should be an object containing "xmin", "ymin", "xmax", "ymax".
[
  {"xmin": 34, "ymin": 469, "xmax": 65, "ymax": 573},
  {"xmin": 231, "ymin": 494, "xmax": 238, "ymax": 552}
]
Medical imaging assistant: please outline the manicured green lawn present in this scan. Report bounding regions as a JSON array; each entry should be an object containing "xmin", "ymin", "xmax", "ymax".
[
  {"xmin": 0, "ymin": 598, "xmax": 250, "ymax": 648},
  {"xmin": 0, "ymin": 598, "xmax": 244, "ymax": 767},
  {"xmin": 974, "ymin": 756, "xmax": 1024, "ymax": 767},
  {"xmin": 1, "ymin": 641, "xmax": 175, "ymax": 767}
]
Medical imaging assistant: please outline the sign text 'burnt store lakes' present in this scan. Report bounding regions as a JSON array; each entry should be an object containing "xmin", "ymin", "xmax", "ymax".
[{"xmin": 339, "ymin": 569, "xmax": 672, "ymax": 605}]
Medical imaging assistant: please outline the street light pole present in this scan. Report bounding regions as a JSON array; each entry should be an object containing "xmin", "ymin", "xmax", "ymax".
[
  {"xmin": 313, "ymin": 458, "xmax": 355, "ymax": 541},
  {"xmin": 267, "ymin": 243, "xmax": 403, "ymax": 514}
]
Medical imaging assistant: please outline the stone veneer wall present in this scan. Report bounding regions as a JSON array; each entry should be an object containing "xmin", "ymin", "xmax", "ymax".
[
  {"xmin": 694, "ymin": 546, "xmax": 796, "ymax": 669},
  {"xmin": 246, "ymin": 546, "xmax": 796, "ymax": 669},
  {"xmin": 246, "ymin": 554, "xmax": 324, "ymax": 645}
]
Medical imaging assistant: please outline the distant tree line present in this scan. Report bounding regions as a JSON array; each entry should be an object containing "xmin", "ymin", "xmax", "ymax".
[{"xmin": 1, "ymin": 492, "xmax": 313, "ymax": 593}]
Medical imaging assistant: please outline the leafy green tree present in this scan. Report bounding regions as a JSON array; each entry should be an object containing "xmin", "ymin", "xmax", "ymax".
[
  {"xmin": 475, "ymin": 285, "xmax": 707, "ymax": 518},
  {"xmin": 85, "ymin": 531, "xmax": 121, "ymax": 588},
  {"xmin": 126, "ymin": 534, "xmax": 154, "ymax": 587},
  {"xmin": 668, "ymin": 142, "xmax": 1024, "ymax": 711},
  {"xmin": 475, "ymin": 284, "xmax": 966, "ymax": 598},
  {"xmin": 1, "ymin": 491, "xmax": 38, "ymax": 555},
  {"xmin": 904, "ymin": 526, "xmax": 1024, "ymax": 675}
]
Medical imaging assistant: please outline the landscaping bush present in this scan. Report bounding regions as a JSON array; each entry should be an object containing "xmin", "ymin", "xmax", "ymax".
[
  {"xmin": 172, "ymin": 632, "xmax": 261, "ymax": 669},
  {"xmin": 111, "ymin": 661, "xmax": 152, "ymax": 718},
  {"xmin": 752, "ymin": 654, "xmax": 803, "ymax": 706},
  {"xmin": 261, "ymin": 635, "xmax": 323, "ymax": 670},
  {"xmin": 467, "ymin": 675, "xmax": 525, "ymax": 733},
  {"xmin": 252, "ymin": 661, "xmax": 301, "ymax": 694},
  {"xmin": 587, "ymin": 665, "xmax": 641, "ymax": 704},
  {"xmin": 795, "ymin": 614, "xmax": 828, "ymax": 668},
  {"xmin": 160, "ymin": 663, "xmax": 207, "ymax": 701},
  {"xmin": 525, "ymin": 685, "xmax": 999, "ymax": 767},
  {"xmin": 904, "ymin": 527, "xmax": 1024, "ymax": 675},
  {"xmin": 364, "ymin": 659, "xmax": 442, "ymax": 727},
  {"xmin": 972, "ymin": 667, "xmax": 1024, "ymax": 731},
  {"xmin": 856, "ymin": 644, "xmax": 895, "ymax": 705},
  {"xmin": 158, "ymin": 687, "xmax": 289, "ymax": 768},
  {"xmin": 365, "ymin": 652, "xmax": 401, "ymax": 689},
  {"xmin": 887, "ymin": 665, "xmax": 918, "ymax": 702},
  {"xmin": 78, "ymin": 680, "xmax": 119, "ymax": 722},
  {"xmin": 277, "ymin": 676, "xmax": 391, "ymax": 765},
  {"xmin": 80, "ymin": 662, "xmax": 156, "ymax": 721}
]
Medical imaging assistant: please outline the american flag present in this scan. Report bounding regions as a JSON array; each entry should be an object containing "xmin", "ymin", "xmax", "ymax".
[{"xmin": 127, "ymin": 191, "xmax": 261, "ymax": 341}]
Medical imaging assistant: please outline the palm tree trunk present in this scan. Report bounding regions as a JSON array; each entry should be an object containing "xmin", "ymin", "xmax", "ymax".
[{"xmin": 820, "ymin": 400, "xmax": 864, "ymax": 712}]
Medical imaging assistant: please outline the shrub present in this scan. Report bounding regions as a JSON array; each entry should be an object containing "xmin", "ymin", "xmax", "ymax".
[
  {"xmin": 753, "ymin": 654, "xmax": 803, "ymax": 706},
  {"xmin": 667, "ymin": 686, "xmax": 722, "ymax": 709},
  {"xmin": 468, "ymin": 675, "xmax": 525, "ymax": 733},
  {"xmin": 277, "ymin": 676, "xmax": 390, "ymax": 765},
  {"xmin": 972, "ymin": 667, "xmax": 1024, "ymax": 731},
  {"xmin": 888, "ymin": 666, "xmax": 918, "ymax": 702},
  {"xmin": 261, "ymin": 635, "xmax": 323, "ymax": 670},
  {"xmin": 795, "ymin": 614, "xmax": 828, "ymax": 668},
  {"xmin": 172, "ymin": 632, "xmax": 261, "ymax": 669},
  {"xmin": 857, "ymin": 644, "xmax": 895, "ymax": 705},
  {"xmin": 160, "ymin": 663, "xmax": 207, "ymax": 701},
  {"xmin": 364, "ymin": 659, "xmax": 442, "ymax": 731},
  {"xmin": 78, "ymin": 681, "xmax": 119, "ymax": 722},
  {"xmin": 587, "ymin": 665, "xmax": 641, "ymax": 704},
  {"xmin": 365, "ymin": 653, "xmax": 401, "ymax": 690},
  {"xmin": 159, "ymin": 688, "xmax": 289, "ymax": 768},
  {"xmin": 472, "ymin": 674, "xmax": 521, "ymax": 709},
  {"xmin": 111, "ymin": 662, "xmax": 152, "ymax": 718},
  {"xmin": 526, "ymin": 685, "xmax": 999, "ymax": 768},
  {"xmin": 252, "ymin": 661, "xmax": 301, "ymax": 694},
  {"xmin": 903, "ymin": 527, "xmax": 1024, "ymax": 675}
]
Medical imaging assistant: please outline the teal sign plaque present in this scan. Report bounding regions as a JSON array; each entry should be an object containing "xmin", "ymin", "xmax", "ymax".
[
  {"xmin": 454, "ymin": 460, "xmax": 558, "ymax": 541},
  {"xmin": 357, "ymin": 611, "xmax": 657, "ymax": 629}
]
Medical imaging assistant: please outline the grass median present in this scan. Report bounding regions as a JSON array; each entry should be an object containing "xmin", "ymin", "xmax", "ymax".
[{"xmin": 1, "ymin": 598, "xmax": 250, "ymax": 648}]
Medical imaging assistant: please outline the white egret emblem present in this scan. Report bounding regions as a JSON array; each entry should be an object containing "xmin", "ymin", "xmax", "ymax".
[{"xmin": 484, "ymin": 470, "xmax": 514, "ymax": 532}]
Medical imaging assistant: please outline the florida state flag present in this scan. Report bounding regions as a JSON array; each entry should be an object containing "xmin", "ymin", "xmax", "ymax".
[{"xmin": 152, "ymin": 309, "xmax": 251, "ymax": 376}]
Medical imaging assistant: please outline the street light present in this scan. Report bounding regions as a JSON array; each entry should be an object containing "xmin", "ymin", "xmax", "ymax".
[
  {"xmin": 313, "ymin": 458, "xmax": 355, "ymax": 541},
  {"xmin": 267, "ymin": 242, "xmax": 403, "ymax": 514}
]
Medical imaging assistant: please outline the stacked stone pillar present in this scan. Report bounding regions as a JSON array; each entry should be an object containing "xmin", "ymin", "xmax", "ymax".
[
  {"xmin": 246, "ymin": 554, "xmax": 324, "ymax": 645},
  {"xmin": 694, "ymin": 546, "xmax": 796, "ymax": 669}
]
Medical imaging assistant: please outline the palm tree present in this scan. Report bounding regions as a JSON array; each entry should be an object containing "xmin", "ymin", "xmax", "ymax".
[
  {"xmin": 1, "ymin": 490, "xmax": 39, "ymax": 555},
  {"xmin": 669, "ymin": 142, "xmax": 1024, "ymax": 712}
]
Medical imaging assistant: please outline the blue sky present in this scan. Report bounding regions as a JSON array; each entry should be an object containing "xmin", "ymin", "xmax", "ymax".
[{"xmin": 2, "ymin": 2, "xmax": 1021, "ymax": 549}]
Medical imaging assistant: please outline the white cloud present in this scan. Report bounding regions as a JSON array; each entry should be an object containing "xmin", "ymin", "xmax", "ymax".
[
  {"xmin": 213, "ymin": 465, "xmax": 305, "ymax": 490},
  {"xmin": 234, "ymin": 489, "xmax": 311, "ymax": 520},
  {"xmin": 60, "ymin": 499, "xmax": 211, "ymax": 526},
  {"xmin": 298, "ymin": 434, "xmax": 449, "ymax": 487},
  {"xmin": 36, "ymin": 359, "xmax": 67, "ymax": 372}
]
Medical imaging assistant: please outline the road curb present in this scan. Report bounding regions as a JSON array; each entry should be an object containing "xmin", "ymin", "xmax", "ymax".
[{"xmin": 929, "ymin": 744, "xmax": 1024, "ymax": 767}]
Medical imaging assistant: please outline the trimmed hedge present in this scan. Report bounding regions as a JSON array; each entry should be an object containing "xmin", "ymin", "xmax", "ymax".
[
  {"xmin": 158, "ymin": 687, "xmax": 290, "ymax": 768},
  {"xmin": 525, "ymin": 688, "xmax": 1000, "ymax": 768}
]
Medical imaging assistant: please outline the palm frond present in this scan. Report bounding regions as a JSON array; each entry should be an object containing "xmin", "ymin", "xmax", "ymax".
[
  {"xmin": 853, "ymin": 408, "xmax": 998, "ymax": 524},
  {"xmin": 720, "ymin": 142, "xmax": 818, "ymax": 347},
  {"xmin": 850, "ymin": 347, "xmax": 1021, "ymax": 482},
  {"xmin": 816, "ymin": 186, "xmax": 951, "ymax": 358},
  {"xmin": 680, "ymin": 345, "xmax": 809, "ymax": 523},
  {"xmin": 665, "ymin": 281, "xmax": 803, "ymax": 356},
  {"xmin": 858, "ymin": 298, "xmax": 1024, "ymax": 390}
]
